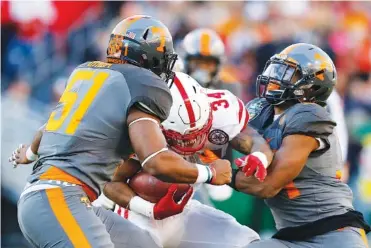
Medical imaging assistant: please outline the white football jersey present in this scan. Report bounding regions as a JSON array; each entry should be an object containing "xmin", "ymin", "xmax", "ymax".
[{"xmin": 203, "ymin": 88, "xmax": 249, "ymax": 157}]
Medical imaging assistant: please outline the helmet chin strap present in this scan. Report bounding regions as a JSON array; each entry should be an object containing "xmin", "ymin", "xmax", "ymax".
[
  {"xmin": 266, "ymin": 95, "xmax": 299, "ymax": 106},
  {"xmin": 268, "ymin": 100, "xmax": 286, "ymax": 106}
]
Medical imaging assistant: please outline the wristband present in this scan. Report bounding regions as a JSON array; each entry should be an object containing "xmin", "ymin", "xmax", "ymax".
[
  {"xmin": 26, "ymin": 147, "xmax": 38, "ymax": 161},
  {"xmin": 228, "ymin": 169, "xmax": 239, "ymax": 191},
  {"xmin": 92, "ymin": 193, "xmax": 115, "ymax": 210},
  {"xmin": 195, "ymin": 164, "xmax": 213, "ymax": 183},
  {"xmin": 251, "ymin": 152, "xmax": 268, "ymax": 168},
  {"xmin": 129, "ymin": 196, "xmax": 154, "ymax": 219}
]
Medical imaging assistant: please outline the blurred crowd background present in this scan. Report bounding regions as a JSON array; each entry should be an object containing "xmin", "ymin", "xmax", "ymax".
[{"xmin": 1, "ymin": 1, "xmax": 371, "ymax": 247}]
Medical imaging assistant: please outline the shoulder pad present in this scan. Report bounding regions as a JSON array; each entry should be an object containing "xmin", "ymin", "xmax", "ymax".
[
  {"xmin": 76, "ymin": 62, "xmax": 90, "ymax": 68},
  {"xmin": 207, "ymin": 88, "xmax": 246, "ymax": 140},
  {"xmin": 245, "ymin": 98, "xmax": 271, "ymax": 122},
  {"xmin": 283, "ymin": 103, "xmax": 336, "ymax": 138},
  {"xmin": 114, "ymin": 64, "xmax": 172, "ymax": 122}
]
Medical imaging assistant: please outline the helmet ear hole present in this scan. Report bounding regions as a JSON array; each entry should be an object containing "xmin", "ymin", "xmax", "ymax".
[
  {"xmin": 312, "ymin": 85, "xmax": 321, "ymax": 91},
  {"xmin": 303, "ymin": 85, "xmax": 326, "ymax": 102},
  {"xmin": 153, "ymin": 57, "xmax": 160, "ymax": 67},
  {"xmin": 143, "ymin": 29, "xmax": 150, "ymax": 40},
  {"xmin": 192, "ymin": 86, "xmax": 197, "ymax": 93}
]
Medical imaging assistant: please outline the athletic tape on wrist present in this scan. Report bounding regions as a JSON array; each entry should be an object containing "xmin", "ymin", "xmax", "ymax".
[
  {"xmin": 129, "ymin": 196, "xmax": 154, "ymax": 219},
  {"xmin": 251, "ymin": 152, "xmax": 268, "ymax": 168},
  {"xmin": 195, "ymin": 164, "xmax": 212, "ymax": 183},
  {"xmin": 26, "ymin": 147, "xmax": 38, "ymax": 161},
  {"xmin": 92, "ymin": 193, "xmax": 115, "ymax": 210}
]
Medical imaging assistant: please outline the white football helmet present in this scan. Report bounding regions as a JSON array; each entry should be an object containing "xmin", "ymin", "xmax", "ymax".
[
  {"xmin": 182, "ymin": 28, "xmax": 225, "ymax": 87},
  {"xmin": 162, "ymin": 72, "xmax": 213, "ymax": 155}
]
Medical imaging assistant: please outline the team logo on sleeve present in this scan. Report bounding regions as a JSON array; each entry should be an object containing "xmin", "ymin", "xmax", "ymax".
[
  {"xmin": 247, "ymin": 100, "xmax": 264, "ymax": 121},
  {"xmin": 208, "ymin": 129, "xmax": 229, "ymax": 145}
]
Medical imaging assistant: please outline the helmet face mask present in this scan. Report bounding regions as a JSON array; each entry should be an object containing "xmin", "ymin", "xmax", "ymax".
[
  {"xmin": 187, "ymin": 57, "xmax": 219, "ymax": 87},
  {"xmin": 256, "ymin": 43, "xmax": 337, "ymax": 106},
  {"xmin": 161, "ymin": 52, "xmax": 178, "ymax": 82},
  {"xmin": 182, "ymin": 29, "xmax": 225, "ymax": 87},
  {"xmin": 257, "ymin": 59, "xmax": 303, "ymax": 105},
  {"xmin": 162, "ymin": 72, "xmax": 213, "ymax": 156},
  {"xmin": 162, "ymin": 110, "xmax": 213, "ymax": 156}
]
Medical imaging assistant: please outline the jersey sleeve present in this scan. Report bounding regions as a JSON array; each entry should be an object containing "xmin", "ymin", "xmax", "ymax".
[
  {"xmin": 245, "ymin": 98, "xmax": 273, "ymax": 132},
  {"xmin": 117, "ymin": 64, "xmax": 173, "ymax": 122},
  {"xmin": 236, "ymin": 97, "xmax": 250, "ymax": 132},
  {"xmin": 283, "ymin": 103, "xmax": 336, "ymax": 152},
  {"xmin": 207, "ymin": 89, "xmax": 248, "ymax": 140}
]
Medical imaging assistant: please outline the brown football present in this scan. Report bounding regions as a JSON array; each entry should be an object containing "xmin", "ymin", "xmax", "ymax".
[{"xmin": 129, "ymin": 171, "xmax": 191, "ymax": 203}]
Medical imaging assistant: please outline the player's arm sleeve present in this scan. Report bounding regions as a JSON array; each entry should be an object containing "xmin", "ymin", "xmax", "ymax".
[
  {"xmin": 30, "ymin": 123, "xmax": 46, "ymax": 154},
  {"xmin": 125, "ymin": 68, "xmax": 172, "ymax": 122},
  {"xmin": 245, "ymin": 98, "xmax": 260, "ymax": 109},
  {"xmin": 222, "ymin": 96, "xmax": 250, "ymax": 139},
  {"xmin": 245, "ymin": 98, "xmax": 272, "ymax": 130},
  {"xmin": 283, "ymin": 104, "xmax": 336, "ymax": 155}
]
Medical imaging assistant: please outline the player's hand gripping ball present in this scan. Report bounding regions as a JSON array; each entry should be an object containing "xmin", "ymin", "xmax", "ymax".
[
  {"xmin": 153, "ymin": 184, "xmax": 193, "ymax": 220},
  {"xmin": 129, "ymin": 171, "xmax": 192, "ymax": 203}
]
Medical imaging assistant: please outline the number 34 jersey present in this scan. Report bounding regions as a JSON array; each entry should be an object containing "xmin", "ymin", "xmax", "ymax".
[
  {"xmin": 29, "ymin": 61, "xmax": 172, "ymax": 195},
  {"xmin": 203, "ymin": 88, "xmax": 249, "ymax": 157}
]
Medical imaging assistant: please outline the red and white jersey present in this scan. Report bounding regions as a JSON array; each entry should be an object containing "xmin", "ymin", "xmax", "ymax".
[{"xmin": 204, "ymin": 88, "xmax": 249, "ymax": 157}]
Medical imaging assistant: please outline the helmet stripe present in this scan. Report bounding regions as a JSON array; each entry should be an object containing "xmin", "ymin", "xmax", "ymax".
[
  {"xmin": 200, "ymin": 32, "xmax": 211, "ymax": 56},
  {"xmin": 238, "ymin": 98, "xmax": 249, "ymax": 132},
  {"xmin": 173, "ymin": 76, "xmax": 196, "ymax": 128},
  {"xmin": 241, "ymin": 109, "xmax": 249, "ymax": 132}
]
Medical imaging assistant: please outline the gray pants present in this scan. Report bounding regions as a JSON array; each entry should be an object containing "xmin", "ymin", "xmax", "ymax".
[
  {"xmin": 247, "ymin": 227, "xmax": 369, "ymax": 248},
  {"xmin": 18, "ymin": 184, "xmax": 160, "ymax": 248}
]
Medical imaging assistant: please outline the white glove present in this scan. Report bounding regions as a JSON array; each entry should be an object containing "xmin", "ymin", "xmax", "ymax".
[{"xmin": 92, "ymin": 193, "xmax": 115, "ymax": 210}]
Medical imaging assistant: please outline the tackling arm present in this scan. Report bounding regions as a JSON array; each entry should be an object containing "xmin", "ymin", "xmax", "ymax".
[
  {"xmin": 230, "ymin": 125, "xmax": 273, "ymax": 165},
  {"xmin": 127, "ymin": 107, "xmax": 231, "ymax": 185},
  {"xmin": 30, "ymin": 123, "xmax": 45, "ymax": 154},
  {"xmin": 234, "ymin": 134, "xmax": 319, "ymax": 198},
  {"xmin": 100, "ymin": 158, "xmax": 194, "ymax": 220},
  {"xmin": 103, "ymin": 159, "xmax": 141, "ymax": 209}
]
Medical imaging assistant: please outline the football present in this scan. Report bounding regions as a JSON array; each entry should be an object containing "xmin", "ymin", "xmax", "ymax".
[{"xmin": 129, "ymin": 171, "xmax": 191, "ymax": 203}]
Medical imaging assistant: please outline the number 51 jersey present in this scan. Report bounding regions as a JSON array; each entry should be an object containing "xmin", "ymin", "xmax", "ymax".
[{"xmin": 29, "ymin": 61, "xmax": 172, "ymax": 195}]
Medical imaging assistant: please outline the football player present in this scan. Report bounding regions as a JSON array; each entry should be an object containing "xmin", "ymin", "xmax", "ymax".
[
  {"xmin": 101, "ymin": 72, "xmax": 273, "ymax": 248},
  {"xmin": 228, "ymin": 43, "xmax": 370, "ymax": 248},
  {"xmin": 9, "ymin": 16, "xmax": 232, "ymax": 248},
  {"xmin": 181, "ymin": 28, "xmax": 242, "ymax": 97}
]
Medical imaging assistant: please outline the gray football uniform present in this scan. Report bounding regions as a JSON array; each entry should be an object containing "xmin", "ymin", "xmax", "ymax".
[
  {"xmin": 29, "ymin": 61, "xmax": 172, "ymax": 195},
  {"xmin": 18, "ymin": 61, "xmax": 171, "ymax": 248},
  {"xmin": 244, "ymin": 99, "xmax": 369, "ymax": 247},
  {"xmin": 264, "ymin": 103, "xmax": 353, "ymax": 230}
]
